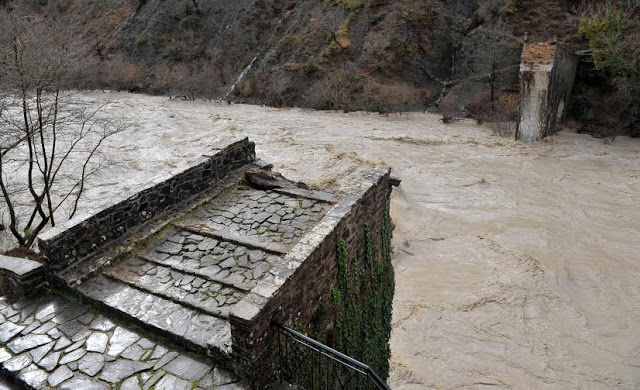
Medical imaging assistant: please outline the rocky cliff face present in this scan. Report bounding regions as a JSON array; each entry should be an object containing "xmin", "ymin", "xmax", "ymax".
[{"xmin": 7, "ymin": 0, "xmax": 634, "ymax": 135}]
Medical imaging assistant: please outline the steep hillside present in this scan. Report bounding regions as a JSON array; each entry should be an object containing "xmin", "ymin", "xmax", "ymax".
[
  {"xmin": 5, "ymin": 0, "xmax": 500, "ymax": 109},
  {"xmin": 3, "ymin": 0, "xmax": 638, "ymax": 135}
]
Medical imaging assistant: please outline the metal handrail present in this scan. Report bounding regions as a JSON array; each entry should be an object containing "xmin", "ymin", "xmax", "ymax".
[{"xmin": 276, "ymin": 323, "xmax": 391, "ymax": 390}]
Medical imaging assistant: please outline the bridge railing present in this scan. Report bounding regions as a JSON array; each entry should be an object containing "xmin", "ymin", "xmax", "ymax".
[{"xmin": 275, "ymin": 323, "xmax": 391, "ymax": 390}]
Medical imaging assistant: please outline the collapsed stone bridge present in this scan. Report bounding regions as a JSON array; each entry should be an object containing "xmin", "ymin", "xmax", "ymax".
[{"xmin": 0, "ymin": 138, "xmax": 396, "ymax": 389}]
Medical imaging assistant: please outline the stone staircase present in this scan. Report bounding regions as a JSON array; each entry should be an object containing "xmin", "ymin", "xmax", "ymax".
[{"xmin": 54, "ymin": 182, "xmax": 333, "ymax": 369}]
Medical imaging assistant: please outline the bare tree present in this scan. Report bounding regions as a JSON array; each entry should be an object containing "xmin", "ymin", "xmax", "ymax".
[{"xmin": 0, "ymin": 7, "xmax": 127, "ymax": 248}]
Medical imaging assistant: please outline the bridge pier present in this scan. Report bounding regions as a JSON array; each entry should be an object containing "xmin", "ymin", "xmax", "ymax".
[{"xmin": 517, "ymin": 42, "xmax": 578, "ymax": 142}]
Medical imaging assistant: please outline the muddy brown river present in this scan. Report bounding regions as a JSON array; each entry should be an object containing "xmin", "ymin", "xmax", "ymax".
[{"xmin": 2, "ymin": 92, "xmax": 638, "ymax": 389}]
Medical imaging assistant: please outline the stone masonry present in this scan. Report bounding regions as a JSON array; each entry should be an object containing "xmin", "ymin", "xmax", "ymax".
[
  {"xmin": 0, "ymin": 137, "xmax": 396, "ymax": 389},
  {"xmin": 0, "ymin": 256, "xmax": 45, "ymax": 300},
  {"xmin": 517, "ymin": 42, "xmax": 578, "ymax": 142},
  {"xmin": 38, "ymin": 138, "xmax": 256, "ymax": 271},
  {"xmin": 228, "ymin": 167, "xmax": 393, "ymax": 386}
]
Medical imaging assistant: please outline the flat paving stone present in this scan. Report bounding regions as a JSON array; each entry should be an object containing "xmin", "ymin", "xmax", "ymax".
[
  {"xmin": 29, "ymin": 340, "xmax": 54, "ymax": 363},
  {"xmin": 0, "ymin": 347, "xmax": 11, "ymax": 363},
  {"xmin": 99, "ymin": 359, "xmax": 150, "ymax": 383},
  {"xmin": 154, "ymin": 374, "xmax": 191, "ymax": 390},
  {"xmin": 60, "ymin": 348, "xmax": 86, "ymax": 364},
  {"xmin": 88, "ymin": 316, "xmax": 116, "ymax": 332},
  {"xmin": 59, "ymin": 376, "xmax": 110, "ymax": 390},
  {"xmin": 37, "ymin": 351, "xmax": 61, "ymax": 371},
  {"xmin": 163, "ymin": 354, "xmax": 212, "ymax": 381},
  {"xmin": 106, "ymin": 327, "xmax": 140, "ymax": 357},
  {"xmin": 4, "ymin": 354, "xmax": 31, "ymax": 372},
  {"xmin": 121, "ymin": 344, "xmax": 145, "ymax": 361},
  {"xmin": 153, "ymin": 351, "xmax": 179, "ymax": 370},
  {"xmin": 8, "ymin": 334, "xmax": 51, "ymax": 354},
  {"xmin": 0, "ymin": 323, "xmax": 25, "ymax": 343},
  {"xmin": 18, "ymin": 366, "xmax": 48, "ymax": 389},
  {"xmin": 48, "ymin": 365, "xmax": 73, "ymax": 387},
  {"xmin": 54, "ymin": 336, "xmax": 72, "ymax": 351},
  {"xmin": 121, "ymin": 375, "xmax": 140, "ymax": 390},
  {"xmin": 78, "ymin": 353, "xmax": 105, "ymax": 377},
  {"xmin": 86, "ymin": 332, "xmax": 108, "ymax": 353}
]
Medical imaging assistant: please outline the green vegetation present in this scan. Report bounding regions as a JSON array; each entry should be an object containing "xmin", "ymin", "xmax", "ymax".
[
  {"xmin": 165, "ymin": 39, "xmax": 185, "ymax": 61},
  {"xmin": 578, "ymin": 0, "xmax": 639, "ymax": 130},
  {"xmin": 310, "ymin": 206, "xmax": 395, "ymax": 382},
  {"xmin": 134, "ymin": 33, "xmax": 147, "ymax": 47},
  {"xmin": 303, "ymin": 57, "xmax": 319, "ymax": 76},
  {"xmin": 579, "ymin": 2, "xmax": 639, "ymax": 79},
  {"xmin": 282, "ymin": 34, "xmax": 301, "ymax": 50}
]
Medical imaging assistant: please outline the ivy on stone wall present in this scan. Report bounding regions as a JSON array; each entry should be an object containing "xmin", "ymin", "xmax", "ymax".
[{"xmin": 327, "ymin": 206, "xmax": 395, "ymax": 380}]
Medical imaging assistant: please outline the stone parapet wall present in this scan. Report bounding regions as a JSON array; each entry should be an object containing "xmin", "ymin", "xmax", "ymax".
[
  {"xmin": 38, "ymin": 138, "xmax": 256, "ymax": 271},
  {"xmin": 228, "ymin": 167, "xmax": 393, "ymax": 387},
  {"xmin": 0, "ymin": 255, "xmax": 45, "ymax": 298}
]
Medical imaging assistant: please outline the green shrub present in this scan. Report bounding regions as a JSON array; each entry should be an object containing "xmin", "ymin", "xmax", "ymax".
[
  {"xmin": 579, "ymin": 0, "xmax": 640, "ymax": 130},
  {"xmin": 134, "ymin": 34, "xmax": 147, "ymax": 47},
  {"xmin": 282, "ymin": 34, "xmax": 301, "ymax": 49},
  {"xmin": 579, "ymin": 2, "xmax": 637, "ymax": 77},
  {"xmin": 303, "ymin": 57, "xmax": 318, "ymax": 75},
  {"xmin": 164, "ymin": 39, "xmax": 185, "ymax": 61}
]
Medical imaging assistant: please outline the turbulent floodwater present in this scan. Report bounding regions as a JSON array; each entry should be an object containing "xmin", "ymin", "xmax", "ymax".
[{"xmin": 3, "ymin": 92, "xmax": 639, "ymax": 389}]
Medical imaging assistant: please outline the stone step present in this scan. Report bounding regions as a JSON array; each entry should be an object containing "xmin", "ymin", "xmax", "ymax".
[
  {"xmin": 103, "ymin": 257, "xmax": 246, "ymax": 320},
  {"xmin": 176, "ymin": 224, "xmax": 288, "ymax": 256},
  {"xmin": 179, "ymin": 187, "xmax": 330, "ymax": 248},
  {"xmin": 73, "ymin": 275, "xmax": 232, "ymax": 364},
  {"xmin": 141, "ymin": 228, "xmax": 287, "ymax": 292}
]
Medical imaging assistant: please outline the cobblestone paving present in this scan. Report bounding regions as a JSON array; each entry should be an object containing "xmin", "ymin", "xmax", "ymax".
[
  {"xmin": 105, "ymin": 257, "xmax": 245, "ymax": 317},
  {"xmin": 76, "ymin": 276, "xmax": 231, "ymax": 356},
  {"xmin": 185, "ymin": 189, "xmax": 330, "ymax": 246},
  {"xmin": 143, "ymin": 229, "xmax": 286, "ymax": 290},
  {"xmin": 0, "ymin": 294, "xmax": 246, "ymax": 390}
]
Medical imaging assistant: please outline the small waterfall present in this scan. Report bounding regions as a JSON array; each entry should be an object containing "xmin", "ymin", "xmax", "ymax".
[
  {"xmin": 433, "ymin": 51, "xmax": 458, "ymax": 108},
  {"xmin": 224, "ymin": 54, "xmax": 259, "ymax": 101},
  {"xmin": 435, "ymin": 51, "xmax": 455, "ymax": 105}
]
